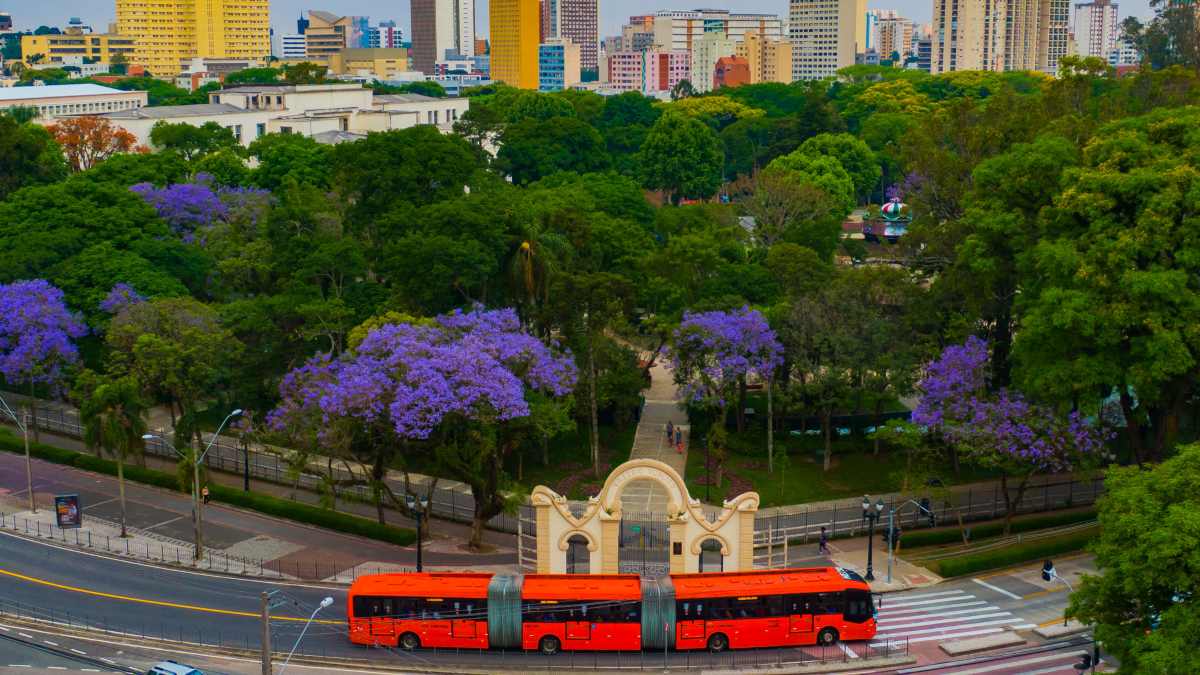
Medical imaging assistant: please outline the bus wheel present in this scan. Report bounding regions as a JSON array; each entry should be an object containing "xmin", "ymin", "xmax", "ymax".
[
  {"xmin": 817, "ymin": 628, "xmax": 839, "ymax": 646},
  {"xmin": 539, "ymin": 635, "xmax": 561, "ymax": 656},
  {"xmin": 399, "ymin": 632, "xmax": 420, "ymax": 651},
  {"xmin": 707, "ymin": 633, "xmax": 729, "ymax": 653}
]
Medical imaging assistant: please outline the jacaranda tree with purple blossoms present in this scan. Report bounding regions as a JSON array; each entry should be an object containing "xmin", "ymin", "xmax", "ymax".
[
  {"xmin": 269, "ymin": 306, "xmax": 576, "ymax": 548},
  {"xmin": 669, "ymin": 307, "xmax": 782, "ymax": 481},
  {"xmin": 0, "ymin": 279, "xmax": 87, "ymax": 441},
  {"xmin": 913, "ymin": 337, "xmax": 1108, "ymax": 534}
]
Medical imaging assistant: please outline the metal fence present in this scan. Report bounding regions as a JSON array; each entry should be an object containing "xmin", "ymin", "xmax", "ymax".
[
  {"xmin": 4, "ymin": 392, "xmax": 525, "ymax": 534},
  {"xmin": 754, "ymin": 477, "xmax": 1105, "ymax": 568},
  {"xmin": 0, "ymin": 509, "xmax": 414, "ymax": 583}
]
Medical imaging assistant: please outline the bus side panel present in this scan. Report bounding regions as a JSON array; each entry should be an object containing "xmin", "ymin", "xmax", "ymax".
[
  {"xmin": 400, "ymin": 619, "xmax": 490, "ymax": 649},
  {"xmin": 522, "ymin": 622, "xmax": 641, "ymax": 651}
]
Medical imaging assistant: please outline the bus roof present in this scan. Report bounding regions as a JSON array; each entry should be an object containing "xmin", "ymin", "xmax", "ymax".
[
  {"xmin": 521, "ymin": 575, "xmax": 642, "ymax": 601},
  {"xmin": 348, "ymin": 572, "xmax": 494, "ymax": 599},
  {"xmin": 671, "ymin": 567, "xmax": 868, "ymax": 599}
]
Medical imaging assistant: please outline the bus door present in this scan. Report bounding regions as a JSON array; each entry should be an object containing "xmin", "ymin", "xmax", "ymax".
[
  {"xmin": 370, "ymin": 598, "xmax": 396, "ymax": 639},
  {"xmin": 787, "ymin": 595, "xmax": 813, "ymax": 636},
  {"xmin": 566, "ymin": 603, "xmax": 591, "ymax": 641},
  {"xmin": 677, "ymin": 600, "xmax": 706, "ymax": 641},
  {"xmin": 451, "ymin": 600, "xmax": 478, "ymax": 638}
]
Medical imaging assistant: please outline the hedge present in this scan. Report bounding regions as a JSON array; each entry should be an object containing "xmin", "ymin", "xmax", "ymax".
[
  {"xmin": 900, "ymin": 509, "xmax": 1098, "ymax": 549},
  {"xmin": 929, "ymin": 527, "xmax": 1098, "ymax": 578},
  {"xmin": 0, "ymin": 429, "xmax": 415, "ymax": 546}
]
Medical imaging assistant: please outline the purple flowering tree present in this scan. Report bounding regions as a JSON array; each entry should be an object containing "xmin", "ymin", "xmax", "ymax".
[
  {"xmin": 913, "ymin": 337, "xmax": 1108, "ymax": 534},
  {"xmin": 0, "ymin": 279, "xmax": 87, "ymax": 441},
  {"xmin": 99, "ymin": 283, "xmax": 146, "ymax": 315},
  {"xmin": 669, "ymin": 307, "xmax": 783, "ymax": 477},
  {"xmin": 269, "ymin": 306, "xmax": 576, "ymax": 548},
  {"xmin": 130, "ymin": 174, "xmax": 272, "ymax": 245}
]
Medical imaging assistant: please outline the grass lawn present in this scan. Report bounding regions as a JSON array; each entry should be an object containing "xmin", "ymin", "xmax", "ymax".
[
  {"xmin": 510, "ymin": 422, "xmax": 638, "ymax": 500},
  {"xmin": 685, "ymin": 428, "xmax": 995, "ymax": 508}
]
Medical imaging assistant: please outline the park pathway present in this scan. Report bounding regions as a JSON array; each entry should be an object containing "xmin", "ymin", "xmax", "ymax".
[{"xmin": 622, "ymin": 360, "xmax": 689, "ymax": 513}]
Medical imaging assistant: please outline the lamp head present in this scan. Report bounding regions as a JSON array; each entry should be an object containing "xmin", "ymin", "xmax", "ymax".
[
  {"xmin": 876, "ymin": 498, "xmax": 885, "ymax": 513},
  {"xmin": 142, "ymin": 434, "xmax": 155, "ymax": 441},
  {"xmin": 231, "ymin": 408, "xmax": 244, "ymax": 417},
  {"xmin": 320, "ymin": 596, "xmax": 334, "ymax": 609}
]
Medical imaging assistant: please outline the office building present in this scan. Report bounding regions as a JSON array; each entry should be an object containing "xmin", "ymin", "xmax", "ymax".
[
  {"xmin": 607, "ymin": 49, "xmax": 689, "ymax": 94},
  {"xmin": 0, "ymin": 83, "xmax": 146, "ymax": 119},
  {"xmin": 931, "ymin": 0, "xmax": 1070, "ymax": 75},
  {"xmin": 304, "ymin": 11, "xmax": 370, "ymax": 61},
  {"xmin": 279, "ymin": 34, "xmax": 307, "ymax": 59},
  {"xmin": 876, "ymin": 16, "xmax": 913, "ymax": 60},
  {"xmin": 491, "ymin": 0, "xmax": 540, "ymax": 89},
  {"xmin": 328, "ymin": 48, "xmax": 411, "ymax": 80},
  {"xmin": 412, "ymin": 0, "xmax": 476, "ymax": 75},
  {"xmin": 115, "ymin": 0, "xmax": 270, "ymax": 76},
  {"xmin": 1075, "ymin": 0, "xmax": 1119, "ymax": 59},
  {"xmin": 737, "ymin": 31, "xmax": 793, "ymax": 84},
  {"xmin": 690, "ymin": 31, "xmax": 736, "ymax": 93},
  {"xmin": 714, "ymin": 54, "xmax": 750, "ymax": 88},
  {"xmin": 538, "ymin": 39, "xmax": 581, "ymax": 91},
  {"xmin": 541, "ymin": 0, "xmax": 599, "ymax": 72},
  {"xmin": 653, "ymin": 10, "xmax": 784, "ymax": 53},
  {"xmin": 366, "ymin": 21, "xmax": 405, "ymax": 49},
  {"xmin": 21, "ymin": 28, "xmax": 136, "ymax": 67},
  {"xmin": 789, "ymin": 0, "xmax": 867, "ymax": 80},
  {"xmin": 914, "ymin": 37, "xmax": 932, "ymax": 71}
]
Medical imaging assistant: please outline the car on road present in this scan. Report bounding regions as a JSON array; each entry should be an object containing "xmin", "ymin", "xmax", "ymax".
[{"xmin": 147, "ymin": 661, "xmax": 204, "ymax": 675}]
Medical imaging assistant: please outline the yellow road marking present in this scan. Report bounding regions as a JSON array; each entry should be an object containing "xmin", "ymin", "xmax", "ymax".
[
  {"xmin": 1038, "ymin": 617, "xmax": 1068, "ymax": 627},
  {"xmin": 0, "ymin": 567, "xmax": 342, "ymax": 625},
  {"xmin": 1023, "ymin": 588, "xmax": 1067, "ymax": 600}
]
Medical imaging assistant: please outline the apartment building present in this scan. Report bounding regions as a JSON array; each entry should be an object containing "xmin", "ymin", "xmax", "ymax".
[
  {"xmin": 491, "ymin": 0, "xmax": 541, "ymax": 88},
  {"xmin": 607, "ymin": 49, "xmax": 689, "ymax": 94},
  {"xmin": 652, "ymin": 10, "xmax": 784, "ymax": 54},
  {"xmin": 538, "ymin": 39, "xmax": 582, "ymax": 91},
  {"xmin": 1075, "ymin": 1, "xmax": 1120, "ymax": 59},
  {"xmin": 789, "ymin": 0, "xmax": 867, "ymax": 80},
  {"xmin": 542, "ymin": 0, "xmax": 599, "ymax": 72},
  {"xmin": 690, "ymin": 31, "xmax": 736, "ymax": 93},
  {"xmin": 115, "ymin": 0, "xmax": 270, "ymax": 76},
  {"xmin": 21, "ymin": 28, "xmax": 136, "ymax": 67},
  {"xmin": 737, "ymin": 32, "xmax": 793, "ymax": 84},
  {"xmin": 411, "ymin": 0, "xmax": 475, "ymax": 75},
  {"xmin": 932, "ymin": 0, "xmax": 1071, "ymax": 75}
]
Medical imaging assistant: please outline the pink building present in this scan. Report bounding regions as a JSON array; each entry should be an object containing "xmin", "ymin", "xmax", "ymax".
[{"xmin": 606, "ymin": 49, "xmax": 690, "ymax": 94}]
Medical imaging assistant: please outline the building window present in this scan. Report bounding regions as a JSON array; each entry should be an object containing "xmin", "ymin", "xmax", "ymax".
[
  {"xmin": 256, "ymin": 123, "xmax": 266, "ymax": 138},
  {"xmin": 280, "ymin": 126, "xmax": 292, "ymax": 134}
]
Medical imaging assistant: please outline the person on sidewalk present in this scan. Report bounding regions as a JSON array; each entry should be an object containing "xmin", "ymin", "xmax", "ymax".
[
  {"xmin": 818, "ymin": 526, "xmax": 829, "ymax": 555},
  {"xmin": 666, "ymin": 421, "xmax": 674, "ymax": 444},
  {"xmin": 675, "ymin": 427, "xmax": 682, "ymax": 447},
  {"xmin": 201, "ymin": 485, "xmax": 210, "ymax": 504}
]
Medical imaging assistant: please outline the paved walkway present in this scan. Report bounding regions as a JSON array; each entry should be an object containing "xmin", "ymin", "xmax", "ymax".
[{"xmin": 623, "ymin": 360, "xmax": 689, "ymax": 514}]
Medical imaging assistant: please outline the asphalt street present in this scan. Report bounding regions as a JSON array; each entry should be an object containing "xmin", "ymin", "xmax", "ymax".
[{"xmin": 0, "ymin": 526, "xmax": 1091, "ymax": 672}]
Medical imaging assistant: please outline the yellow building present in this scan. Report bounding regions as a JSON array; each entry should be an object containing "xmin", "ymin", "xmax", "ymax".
[
  {"xmin": 328, "ymin": 48, "xmax": 411, "ymax": 79},
  {"xmin": 736, "ymin": 32, "xmax": 793, "ymax": 84},
  {"xmin": 490, "ymin": 0, "xmax": 540, "ymax": 89},
  {"xmin": 21, "ymin": 28, "xmax": 137, "ymax": 66},
  {"xmin": 305, "ymin": 11, "xmax": 359, "ymax": 61},
  {"xmin": 116, "ymin": 0, "xmax": 270, "ymax": 77}
]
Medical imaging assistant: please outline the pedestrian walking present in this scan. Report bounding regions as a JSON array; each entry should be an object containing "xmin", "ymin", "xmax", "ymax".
[
  {"xmin": 818, "ymin": 526, "xmax": 829, "ymax": 555},
  {"xmin": 201, "ymin": 485, "xmax": 210, "ymax": 504},
  {"xmin": 675, "ymin": 427, "xmax": 682, "ymax": 446},
  {"xmin": 666, "ymin": 421, "xmax": 674, "ymax": 443}
]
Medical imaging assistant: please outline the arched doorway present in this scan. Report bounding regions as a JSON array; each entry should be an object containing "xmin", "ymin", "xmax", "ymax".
[
  {"xmin": 699, "ymin": 538, "xmax": 723, "ymax": 573},
  {"xmin": 565, "ymin": 535, "xmax": 590, "ymax": 574}
]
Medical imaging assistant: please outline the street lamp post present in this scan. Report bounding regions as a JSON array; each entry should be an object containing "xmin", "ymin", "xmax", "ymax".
[
  {"xmin": 144, "ymin": 408, "xmax": 241, "ymax": 561},
  {"xmin": 406, "ymin": 494, "xmax": 429, "ymax": 573},
  {"xmin": 885, "ymin": 498, "xmax": 936, "ymax": 584},
  {"xmin": 861, "ymin": 495, "xmax": 885, "ymax": 582},
  {"xmin": 278, "ymin": 596, "xmax": 333, "ymax": 675},
  {"xmin": 0, "ymin": 395, "xmax": 34, "ymax": 512}
]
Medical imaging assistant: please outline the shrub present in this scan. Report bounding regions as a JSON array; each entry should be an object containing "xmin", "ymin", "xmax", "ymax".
[
  {"xmin": 0, "ymin": 430, "xmax": 415, "ymax": 546},
  {"xmin": 901, "ymin": 509, "xmax": 1097, "ymax": 548},
  {"xmin": 930, "ymin": 528, "xmax": 1098, "ymax": 577}
]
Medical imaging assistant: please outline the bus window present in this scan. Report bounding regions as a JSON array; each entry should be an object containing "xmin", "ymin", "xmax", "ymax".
[
  {"xmin": 814, "ymin": 592, "xmax": 844, "ymax": 615},
  {"xmin": 844, "ymin": 589, "xmax": 873, "ymax": 622}
]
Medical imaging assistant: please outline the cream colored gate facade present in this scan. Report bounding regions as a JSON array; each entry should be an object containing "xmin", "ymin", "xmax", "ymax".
[{"xmin": 530, "ymin": 458, "xmax": 759, "ymax": 575}]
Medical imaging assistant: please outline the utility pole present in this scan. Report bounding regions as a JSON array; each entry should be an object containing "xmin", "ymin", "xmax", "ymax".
[
  {"xmin": 23, "ymin": 410, "xmax": 34, "ymax": 513},
  {"xmin": 260, "ymin": 591, "xmax": 272, "ymax": 675}
]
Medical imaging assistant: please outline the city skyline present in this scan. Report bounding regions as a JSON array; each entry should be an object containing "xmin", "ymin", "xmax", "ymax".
[{"xmin": 3, "ymin": 0, "xmax": 1158, "ymax": 46}]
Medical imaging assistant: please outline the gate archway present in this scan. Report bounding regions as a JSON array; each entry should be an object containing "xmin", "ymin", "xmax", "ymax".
[{"xmin": 530, "ymin": 458, "xmax": 759, "ymax": 575}]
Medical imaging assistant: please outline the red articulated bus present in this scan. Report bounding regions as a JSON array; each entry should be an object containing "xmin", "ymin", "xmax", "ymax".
[{"xmin": 347, "ymin": 567, "xmax": 876, "ymax": 655}]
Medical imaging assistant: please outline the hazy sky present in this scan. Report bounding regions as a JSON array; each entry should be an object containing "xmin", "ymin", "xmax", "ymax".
[{"xmin": 5, "ymin": 0, "xmax": 1154, "ymax": 42}]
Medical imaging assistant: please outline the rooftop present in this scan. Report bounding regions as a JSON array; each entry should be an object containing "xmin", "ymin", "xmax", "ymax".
[
  {"xmin": 374, "ymin": 93, "xmax": 440, "ymax": 103},
  {"xmin": 0, "ymin": 83, "xmax": 129, "ymax": 101},
  {"xmin": 99, "ymin": 103, "xmax": 256, "ymax": 119},
  {"xmin": 311, "ymin": 129, "xmax": 368, "ymax": 145},
  {"xmin": 219, "ymin": 83, "xmax": 368, "ymax": 94}
]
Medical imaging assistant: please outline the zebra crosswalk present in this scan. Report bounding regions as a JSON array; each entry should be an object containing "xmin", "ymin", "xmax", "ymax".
[{"xmin": 872, "ymin": 589, "xmax": 1036, "ymax": 646}]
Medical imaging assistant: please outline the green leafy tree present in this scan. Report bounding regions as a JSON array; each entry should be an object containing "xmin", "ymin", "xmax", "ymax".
[
  {"xmin": 223, "ymin": 67, "xmax": 282, "ymax": 86},
  {"xmin": 1120, "ymin": 1, "xmax": 1200, "ymax": 72},
  {"xmin": 1067, "ymin": 444, "xmax": 1200, "ymax": 673},
  {"xmin": 79, "ymin": 151, "xmax": 190, "ymax": 187},
  {"xmin": 496, "ymin": 116, "xmax": 609, "ymax": 184},
  {"xmin": 638, "ymin": 113, "xmax": 724, "ymax": 204},
  {"xmin": 149, "ymin": 121, "xmax": 239, "ymax": 161},
  {"xmin": 375, "ymin": 80, "xmax": 446, "ymax": 97},
  {"xmin": 80, "ymin": 374, "xmax": 149, "ymax": 537},
  {"xmin": 247, "ymin": 132, "xmax": 332, "ymax": 190},
  {"xmin": 0, "ymin": 115, "xmax": 66, "ymax": 200},
  {"xmin": 282, "ymin": 61, "xmax": 328, "ymax": 84},
  {"xmin": 796, "ymin": 132, "xmax": 881, "ymax": 202},
  {"xmin": 192, "ymin": 149, "xmax": 250, "ymax": 186},
  {"xmin": 109, "ymin": 52, "xmax": 128, "ymax": 76}
]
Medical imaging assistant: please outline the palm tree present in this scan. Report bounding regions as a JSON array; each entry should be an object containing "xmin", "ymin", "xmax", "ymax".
[
  {"xmin": 508, "ymin": 220, "xmax": 569, "ymax": 324},
  {"xmin": 81, "ymin": 377, "xmax": 148, "ymax": 538}
]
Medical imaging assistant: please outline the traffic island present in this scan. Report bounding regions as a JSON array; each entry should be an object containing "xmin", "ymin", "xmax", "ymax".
[{"xmin": 939, "ymin": 631, "xmax": 1026, "ymax": 655}]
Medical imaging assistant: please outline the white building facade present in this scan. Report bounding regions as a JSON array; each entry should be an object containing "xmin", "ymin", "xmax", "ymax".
[
  {"xmin": 790, "ymin": 0, "xmax": 867, "ymax": 80},
  {"xmin": 690, "ymin": 32, "xmax": 737, "ymax": 93},
  {"xmin": 1074, "ymin": 0, "xmax": 1119, "ymax": 60},
  {"xmin": 1, "ymin": 83, "xmax": 147, "ymax": 119}
]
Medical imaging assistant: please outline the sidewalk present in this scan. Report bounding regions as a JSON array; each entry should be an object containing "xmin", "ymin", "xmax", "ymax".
[
  {"xmin": 624, "ymin": 360, "xmax": 689, "ymax": 513},
  {"xmin": 0, "ymin": 437, "xmax": 517, "ymax": 582},
  {"xmin": 827, "ymin": 535, "xmax": 943, "ymax": 592}
]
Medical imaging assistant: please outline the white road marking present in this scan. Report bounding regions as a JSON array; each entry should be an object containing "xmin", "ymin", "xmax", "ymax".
[
  {"xmin": 82, "ymin": 670, "xmax": 101, "ymax": 672},
  {"xmin": 877, "ymin": 600, "xmax": 989, "ymax": 617},
  {"xmin": 7, "ymin": 665, "xmax": 31, "ymax": 668},
  {"xmin": 877, "ymin": 605, "xmax": 1005, "ymax": 623},
  {"xmin": 882, "ymin": 590, "xmax": 967, "ymax": 604},
  {"xmin": 18, "ymin": 633, "xmax": 32, "ymax": 639},
  {"xmin": 876, "ymin": 617, "xmax": 1030, "ymax": 639},
  {"xmin": 47, "ymin": 667, "xmax": 67, "ymax": 670},
  {"xmin": 71, "ymin": 648, "xmax": 87, "ymax": 655},
  {"xmin": 884, "ymin": 594, "xmax": 986, "ymax": 609},
  {"xmin": 876, "ymin": 611, "xmax": 1014, "ymax": 631},
  {"xmin": 944, "ymin": 650, "xmax": 1086, "ymax": 674},
  {"xmin": 972, "ymin": 578, "xmax": 1023, "ymax": 600},
  {"xmin": 42, "ymin": 640, "xmax": 58, "ymax": 646},
  {"xmin": 837, "ymin": 642, "xmax": 858, "ymax": 658},
  {"xmin": 99, "ymin": 658, "xmax": 115, "ymax": 663},
  {"xmin": 0, "ymin": 626, "xmax": 8, "ymax": 631}
]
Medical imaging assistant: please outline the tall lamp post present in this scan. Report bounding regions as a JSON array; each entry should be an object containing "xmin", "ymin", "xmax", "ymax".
[
  {"xmin": 406, "ymin": 493, "xmax": 428, "ymax": 573},
  {"xmin": 278, "ymin": 596, "xmax": 333, "ymax": 675},
  {"xmin": 144, "ymin": 408, "xmax": 241, "ymax": 561},
  {"xmin": 861, "ymin": 495, "xmax": 884, "ymax": 581},
  {"xmin": 885, "ymin": 498, "xmax": 935, "ymax": 584},
  {"xmin": 0, "ymin": 395, "xmax": 34, "ymax": 512}
]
